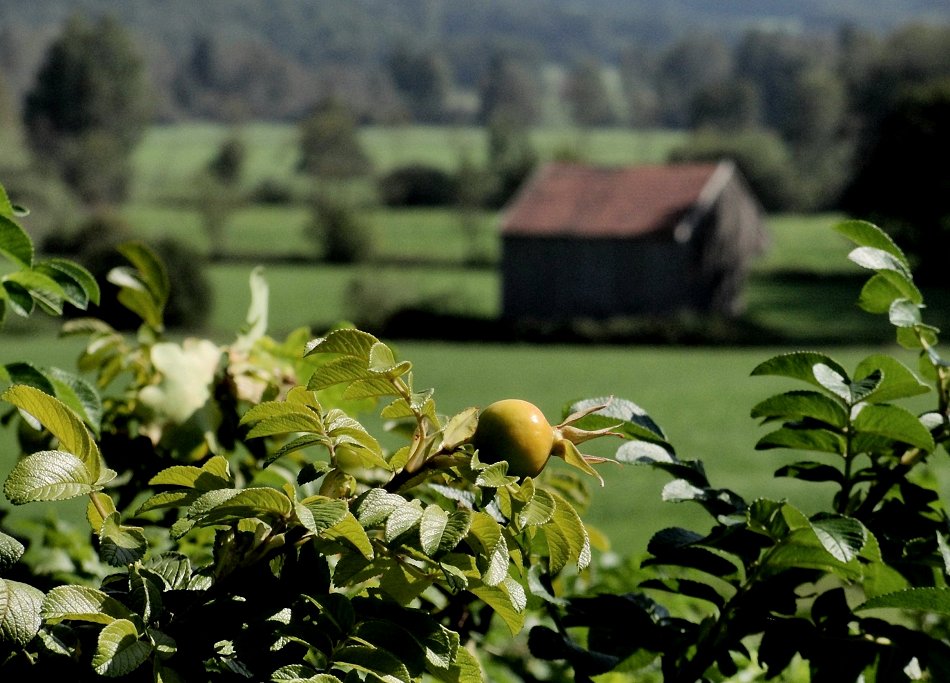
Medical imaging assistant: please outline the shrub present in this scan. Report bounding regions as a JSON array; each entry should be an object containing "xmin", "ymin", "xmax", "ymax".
[
  {"xmin": 5, "ymin": 173, "xmax": 950, "ymax": 682},
  {"xmin": 378, "ymin": 164, "xmax": 459, "ymax": 207}
]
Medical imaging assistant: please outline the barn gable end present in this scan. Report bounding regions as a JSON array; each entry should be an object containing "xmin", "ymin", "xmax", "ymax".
[{"xmin": 499, "ymin": 161, "xmax": 767, "ymax": 321}]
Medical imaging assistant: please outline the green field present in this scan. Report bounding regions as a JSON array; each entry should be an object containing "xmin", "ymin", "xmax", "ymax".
[
  {"xmin": 4, "ymin": 122, "xmax": 950, "ymax": 560},
  {"xmin": 0, "ymin": 324, "xmax": 924, "ymax": 557}
]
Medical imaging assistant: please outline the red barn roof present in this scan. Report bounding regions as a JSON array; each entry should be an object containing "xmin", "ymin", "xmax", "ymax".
[{"xmin": 500, "ymin": 161, "xmax": 725, "ymax": 238}]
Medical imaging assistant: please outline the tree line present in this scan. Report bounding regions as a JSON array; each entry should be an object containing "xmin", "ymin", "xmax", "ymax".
[{"xmin": 2, "ymin": 13, "xmax": 950, "ymax": 280}]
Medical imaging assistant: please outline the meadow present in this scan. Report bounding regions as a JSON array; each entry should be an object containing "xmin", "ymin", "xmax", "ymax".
[{"xmin": 3, "ymin": 122, "xmax": 949, "ymax": 558}]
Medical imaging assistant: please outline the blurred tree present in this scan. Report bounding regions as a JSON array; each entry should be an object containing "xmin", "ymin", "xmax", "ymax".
[
  {"xmin": 485, "ymin": 112, "xmax": 537, "ymax": 208},
  {"xmin": 689, "ymin": 78, "xmax": 761, "ymax": 131},
  {"xmin": 207, "ymin": 133, "xmax": 247, "ymax": 186},
  {"xmin": 297, "ymin": 97, "xmax": 372, "ymax": 180},
  {"xmin": 842, "ymin": 80, "xmax": 950, "ymax": 284},
  {"xmin": 304, "ymin": 192, "xmax": 374, "ymax": 264},
  {"xmin": 23, "ymin": 14, "xmax": 150, "ymax": 205},
  {"xmin": 655, "ymin": 33, "xmax": 732, "ymax": 128},
  {"xmin": 478, "ymin": 51, "xmax": 541, "ymax": 126},
  {"xmin": 388, "ymin": 43, "xmax": 452, "ymax": 122},
  {"xmin": 563, "ymin": 58, "xmax": 617, "ymax": 127},
  {"xmin": 670, "ymin": 129, "xmax": 804, "ymax": 212}
]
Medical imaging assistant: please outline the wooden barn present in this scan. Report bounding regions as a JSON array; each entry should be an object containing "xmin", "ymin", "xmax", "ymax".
[{"xmin": 498, "ymin": 160, "xmax": 768, "ymax": 321}]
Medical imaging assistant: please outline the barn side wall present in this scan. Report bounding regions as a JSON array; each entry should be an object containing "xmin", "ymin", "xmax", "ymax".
[{"xmin": 501, "ymin": 236, "xmax": 703, "ymax": 321}]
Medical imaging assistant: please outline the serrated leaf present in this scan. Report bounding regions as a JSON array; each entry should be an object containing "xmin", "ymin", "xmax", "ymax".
[
  {"xmin": 468, "ymin": 512, "xmax": 508, "ymax": 586},
  {"xmin": 567, "ymin": 396, "xmax": 666, "ymax": 442},
  {"xmin": 356, "ymin": 489, "xmax": 407, "ymax": 526},
  {"xmin": 42, "ymin": 585, "xmax": 134, "ymax": 625},
  {"xmin": 419, "ymin": 504, "xmax": 450, "ymax": 555},
  {"xmin": 149, "ymin": 455, "xmax": 231, "ymax": 489},
  {"xmin": 271, "ymin": 664, "xmax": 342, "ymax": 682},
  {"xmin": 0, "ymin": 531, "xmax": 25, "ymax": 569},
  {"xmin": 334, "ymin": 645, "xmax": 411, "ymax": 683},
  {"xmin": 889, "ymin": 298, "xmax": 923, "ymax": 328},
  {"xmin": 305, "ymin": 328, "xmax": 379, "ymax": 359},
  {"xmin": 848, "ymin": 246, "xmax": 911, "ymax": 277},
  {"xmin": 440, "ymin": 406, "xmax": 479, "ymax": 450},
  {"xmin": 118, "ymin": 241, "xmax": 169, "ymax": 308},
  {"xmin": 835, "ymin": 219, "xmax": 910, "ymax": 266},
  {"xmin": 470, "ymin": 581, "xmax": 526, "ymax": 635},
  {"xmin": 752, "ymin": 352, "xmax": 851, "ymax": 397},
  {"xmin": 92, "ymin": 618, "xmax": 152, "ymax": 677},
  {"xmin": 323, "ymin": 511, "xmax": 374, "ymax": 559},
  {"xmin": 145, "ymin": 553, "xmax": 193, "ymax": 590},
  {"xmin": 4, "ymin": 450, "xmax": 99, "ymax": 504},
  {"xmin": 307, "ymin": 355, "xmax": 373, "ymax": 391},
  {"xmin": 0, "ymin": 578, "xmax": 44, "ymax": 646},
  {"xmin": 751, "ymin": 390, "xmax": 848, "ymax": 428},
  {"xmin": 810, "ymin": 514, "xmax": 867, "ymax": 563},
  {"xmin": 755, "ymin": 427, "xmax": 846, "ymax": 455},
  {"xmin": 2, "ymin": 384, "xmax": 100, "ymax": 476},
  {"xmin": 128, "ymin": 566, "xmax": 163, "ymax": 624},
  {"xmin": 100, "ymin": 513, "xmax": 148, "ymax": 566},
  {"xmin": 853, "ymin": 355, "xmax": 929, "ymax": 402},
  {"xmin": 545, "ymin": 492, "xmax": 591, "ymax": 573},
  {"xmin": 2, "ymin": 279, "xmax": 33, "ymax": 317},
  {"xmin": 857, "ymin": 588, "xmax": 950, "ymax": 615},
  {"xmin": 6, "ymin": 269, "xmax": 68, "ymax": 313},
  {"xmin": 519, "ymin": 487, "xmax": 557, "ymax": 527},
  {"xmin": 858, "ymin": 271, "xmax": 922, "ymax": 313},
  {"xmin": 296, "ymin": 496, "xmax": 348, "ymax": 534},
  {"xmin": 852, "ymin": 404, "xmax": 935, "ymax": 451},
  {"xmin": 187, "ymin": 487, "xmax": 294, "ymax": 527},
  {"xmin": 0, "ymin": 214, "xmax": 34, "ymax": 268},
  {"xmin": 385, "ymin": 500, "xmax": 424, "ymax": 542},
  {"xmin": 342, "ymin": 378, "xmax": 399, "ymax": 400},
  {"xmin": 368, "ymin": 342, "xmax": 412, "ymax": 379}
]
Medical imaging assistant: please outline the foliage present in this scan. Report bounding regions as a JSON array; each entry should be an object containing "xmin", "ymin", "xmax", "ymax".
[
  {"xmin": 305, "ymin": 193, "xmax": 375, "ymax": 264},
  {"xmin": 297, "ymin": 98, "xmax": 372, "ymax": 180},
  {"xmin": 6, "ymin": 165, "xmax": 950, "ymax": 682},
  {"xmin": 842, "ymin": 80, "xmax": 950, "ymax": 284},
  {"xmin": 528, "ymin": 220, "xmax": 950, "ymax": 681},
  {"xmin": 22, "ymin": 14, "xmax": 150, "ymax": 204},
  {"xmin": 378, "ymin": 165, "xmax": 459, "ymax": 208}
]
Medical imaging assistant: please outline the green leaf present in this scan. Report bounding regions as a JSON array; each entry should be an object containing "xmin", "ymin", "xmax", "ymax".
[
  {"xmin": 544, "ymin": 492, "xmax": 591, "ymax": 573},
  {"xmin": 519, "ymin": 487, "xmax": 557, "ymax": 527},
  {"xmin": 440, "ymin": 406, "xmax": 479, "ymax": 450},
  {"xmin": 323, "ymin": 511, "xmax": 374, "ymax": 559},
  {"xmin": 852, "ymin": 404, "xmax": 935, "ymax": 452},
  {"xmin": 751, "ymin": 352, "xmax": 851, "ymax": 399},
  {"xmin": 468, "ymin": 512, "xmax": 509, "ymax": 586},
  {"xmin": 42, "ymin": 585, "xmax": 135, "ymax": 625},
  {"xmin": 853, "ymin": 354, "xmax": 929, "ymax": 402},
  {"xmin": 847, "ymin": 246, "xmax": 912, "ymax": 278},
  {"xmin": 271, "ymin": 665, "xmax": 342, "ymax": 682},
  {"xmin": 0, "ymin": 578, "xmax": 44, "ymax": 646},
  {"xmin": 2, "ymin": 384, "xmax": 100, "ymax": 476},
  {"xmin": 296, "ymin": 496, "xmax": 348, "ymax": 534},
  {"xmin": 0, "ymin": 531, "xmax": 25, "ymax": 570},
  {"xmin": 755, "ymin": 427, "xmax": 846, "ymax": 455},
  {"xmin": 4, "ymin": 269, "xmax": 67, "ymax": 314},
  {"xmin": 857, "ymin": 588, "xmax": 950, "ymax": 615},
  {"xmin": 470, "ymin": 581, "xmax": 526, "ymax": 635},
  {"xmin": 810, "ymin": 514, "xmax": 867, "ymax": 563},
  {"xmin": 92, "ymin": 618, "xmax": 152, "ymax": 677},
  {"xmin": 385, "ymin": 500, "xmax": 424, "ymax": 542},
  {"xmin": 566, "ymin": 396, "xmax": 666, "ymax": 442},
  {"xmin": 419, "ymin": 504, "xmax": 450, "ymax": 556},
  {"xmin": 858, "ymin": 271, "xmax": 922, "ymax": 313},
  {"xmin": 307, "ymin": 356, "xmax": 372, "ymax": 391},
  {"xmin": 3, "ymin": 450, "xmax": 99, "ymax": 504},
  {"xmin": 835, "ymin": 219, "xmax": 910, "ymax": 268},
  {"xmin": 118, "ymin": 241, "xmax": 169, "ymax": 308},
  {"xmin": 35, "ymin": 258, "xmax": 101, "ymax": 309},
  {"xmin": 187, "ymin": 487, "xmax": 293, "ymax": 527},
  {"xmin": 751, "ymin": 391, "xmax": 848, "ymax": 428},
  {"xmin": 368, "ymin": 341, "xmax": 412, "ymax": 379},
  {"xmin": 436, "ymin": 639, "xmax": 483, "ymax": 682},
  {"xmin": 889, "ymin": 298, "xmax": 923, "ymax": 329},
  {"xmin": 305, "ymin": 328, "xmax": 379, "ymax": 359},
  {"xmin": 99, "ymin": 513, "xmax": 148, "ymax": 566},
  {"xmin": 45, "ymin": 366, "xmax": 104, "ymax": 433},
  {"xmin": 128, "ymin": 566, "xmax": 163, "ymax": 625},
  {"xmin": 149, "ymin": 456, "xmax": 231, "ymax": 489},
  {"xmin": 0, "ymin": 214, "xmax": 34, "ymax": 268},
  {"xmin": 334, "ymin": 645, "xmax": 411, "ymax": 683},
  {"xmin": 356, "ymin": 488, "xmax": 407, "ymax": 526}
]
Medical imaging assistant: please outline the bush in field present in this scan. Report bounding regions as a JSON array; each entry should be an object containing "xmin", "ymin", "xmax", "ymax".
[
  {"xmin": 22, "ymin": 15, "xmax": 150, "ymax": 205},
  {"xmin": 5, "ymin": 174, "xmax": 950, "ymax": 683},
  {"xmin": 378, "ymin": 164, "xmax": 459, "ymax": 207},
  {"xmin": 304, "ymin": 192, "xmax": 375, "ymax": 264}
]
